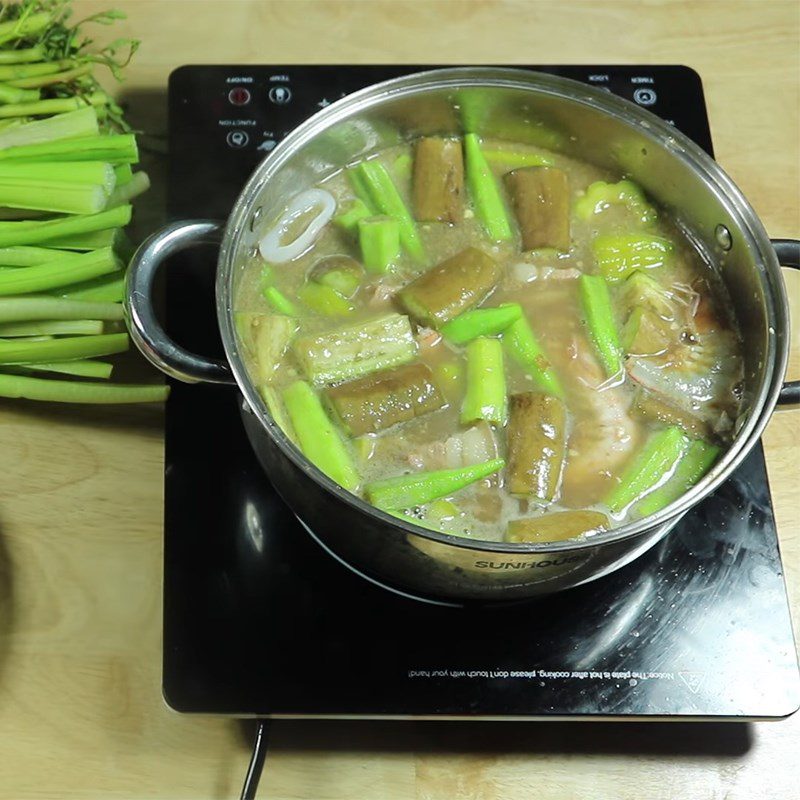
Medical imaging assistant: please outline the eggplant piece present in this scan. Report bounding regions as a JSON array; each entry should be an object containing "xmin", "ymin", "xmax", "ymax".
[
  {"xmin": 503, "ymin": 166, "xmax": 570, "ymax": 251},
  {"xmin": 398, "ymin": 246, "xmax": 501, "ymax": 327},
  {"xmin": 325, "ymin": 362, "xmax": 445, "ymax": 436},
  {"xmin": 631, "ymin": 387, "xmax": 712, "ymax": 440},
  {"xmin": 248, "ymin": 313, "xmax": 298, "ymax": 383},
  {"xmin": 412, "ymin": 137, "xmax": 464, "ymax": 223},
  {"xmin": 506, "ymin": 392, "xmax": 567, "ymax": 501},
  {"xmin": 506, "ymin": 510, "xmax": 609, "ymax": 543}
]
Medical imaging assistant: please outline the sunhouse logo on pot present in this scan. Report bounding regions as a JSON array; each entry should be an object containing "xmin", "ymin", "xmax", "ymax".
[{"xmin": 474, "ymin": 556, "xmax": 584, "ymax": 570}]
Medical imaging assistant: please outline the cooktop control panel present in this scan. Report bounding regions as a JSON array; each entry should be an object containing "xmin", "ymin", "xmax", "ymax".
[{"xmin": 168, "ymin": 64, "xmax": 712, "ymax": 220}]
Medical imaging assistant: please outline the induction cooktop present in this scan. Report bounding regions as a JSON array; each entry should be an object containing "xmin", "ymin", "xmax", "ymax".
[{"xmin": 163, "ymin": 65, "xmax": 800, "ymax": 720}]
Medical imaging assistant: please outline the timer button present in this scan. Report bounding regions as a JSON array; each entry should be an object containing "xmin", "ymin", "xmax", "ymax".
[{"xmin": 227, "ymin": 87, "xmax": 251, "ymax": 106}]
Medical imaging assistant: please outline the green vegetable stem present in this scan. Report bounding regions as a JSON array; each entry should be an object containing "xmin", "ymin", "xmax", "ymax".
[
  {"xmin": 463, "ymin": 133, "xmax": 513, "ymax": 242},
  {"xmin": 461, "ymin": 336, "xmax": 507, "ymax": 426},
  {"xmin": 365, "ymin": 458, "xmax": 505, "ymax": 510}
]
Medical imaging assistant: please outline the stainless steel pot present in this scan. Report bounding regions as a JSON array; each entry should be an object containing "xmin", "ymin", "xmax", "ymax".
[{"xmin": 126, "ymin": 68, "xmax": 799, "ymax": 601}]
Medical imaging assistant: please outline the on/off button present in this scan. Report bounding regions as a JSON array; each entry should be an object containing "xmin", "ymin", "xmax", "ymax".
[{"xmin": 227, "ymin": 87, "xmax": 251, "ymax": 106}]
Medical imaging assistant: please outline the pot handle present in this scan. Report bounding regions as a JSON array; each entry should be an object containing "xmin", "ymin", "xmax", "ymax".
[
  {"xmin": 772, "ymin": 238, "xmax": 799, "ymax": 406},
  {"xmin": 125, "ymin": 220, "xmax": 235, "ymax": 385}
]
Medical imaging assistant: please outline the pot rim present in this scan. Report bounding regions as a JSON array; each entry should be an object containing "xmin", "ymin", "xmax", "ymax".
[{"xmin": 216, "ymin": 66, "xmax": 789, "ymax": 555}]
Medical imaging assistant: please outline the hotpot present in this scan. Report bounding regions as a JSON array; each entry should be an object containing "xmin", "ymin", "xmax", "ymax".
[{"xmin": 125, "ymin": 68, "xmax": 799, "ymax": 601}]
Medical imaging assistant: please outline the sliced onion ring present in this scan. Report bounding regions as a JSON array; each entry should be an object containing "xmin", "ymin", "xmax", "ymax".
[{"xmin": 258, "ymin": 188, "xmax": 336, "ymax": 264}]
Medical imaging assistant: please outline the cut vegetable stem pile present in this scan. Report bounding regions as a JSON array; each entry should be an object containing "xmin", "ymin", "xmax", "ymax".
[{"xmin": 0, "ymin": 2, "xmax": 165, "ymax": 404}]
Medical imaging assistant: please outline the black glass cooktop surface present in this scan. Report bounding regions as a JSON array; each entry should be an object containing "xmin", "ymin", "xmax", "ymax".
[{"xmin": 163, "ymin": 65, "xmax": 799, "ymax": 719}]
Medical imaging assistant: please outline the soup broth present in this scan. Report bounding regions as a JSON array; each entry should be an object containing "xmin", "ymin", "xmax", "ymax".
[{"xmin": 236, "ymin": 134, "xmax": 743, "ymax": 544}]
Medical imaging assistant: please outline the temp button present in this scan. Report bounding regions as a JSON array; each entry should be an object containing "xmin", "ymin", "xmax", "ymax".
[
  {"xmin": 227, "ymin": 87, "xmax": 251, "ymax": 106},
  {"xmin": 268, "ymin": 85, "xmax": 292, "ymax": 105}
]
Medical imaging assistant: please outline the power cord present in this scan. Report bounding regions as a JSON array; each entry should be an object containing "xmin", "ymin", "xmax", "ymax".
[{"xmin": 240, "ymin": 719, "xmax": 271, "ymax": 800}]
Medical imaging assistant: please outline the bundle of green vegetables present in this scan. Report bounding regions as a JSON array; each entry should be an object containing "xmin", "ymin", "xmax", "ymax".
[{"xmin": 0, "ymin": 0, "xmax": 167, "ymax": 404}]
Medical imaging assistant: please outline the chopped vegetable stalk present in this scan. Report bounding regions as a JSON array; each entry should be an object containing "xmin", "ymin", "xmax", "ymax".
[
  {"xmin": 310, "ymin": 255, "xmax": 363, "ymax": 298},
  {"xmin": 0, "ymin": 246, "xmax": 119, "ymax": 295},
  {"xmin": 461, "ymin": 337, "xmax": 507, "ymax": 426},
  {"xmin": 259, "ymin": 385, "xmax": 296, "ymax": 443},
  {"xmin": 501, "ymin": 310, "xmax": 564, "ymax": 398},
  {"xmin": 40, "ymin": 226, "xmax": 122, "ymax": 251},
  {"xmin": 463, "ymin": 133, "xmax": 513, "ymax": 242},
  {"xmin": 0, "ymin": 84, "xmax": 39, "ymax": 104},
  {"xmin": 0, "ymin": 372, "xmax": 167, "ymax": 404},
  {"xmin": 631, "ymin": 388, "xmax": 711, "ymax": 440},
  {"xmin": 578, "ymin": 274, "xmax": 622, "ymax": 378},
  {"xmin": 621, "ymin": 306, "xmax": 672, "ymax": 356},
  {"xmin": 0, "ymin": 245, "xmax": 81, "ymax": 266},
  {"xmin": 392, "ymin": 152, "xmax": 412, "ymax": 181},
  {"xmin": 325, "ymin": 362, "xmax": 445, "ymax": 436},
  {"xmin": 0, "ymin": 331, "xmax": 128, "ymax": 364},
  {"xmin": 332, "ymin": 197, "xmax": 371, "ymax": 234},
  {"xmin": 0, "ymin": 60, "xmax": 70, "ymax": 81},
  {"xmin": 298, "ymin": 281, "xmax": 354, "ymax": 316},
  {"xmin": 635, "ymin": 439, "xmax": 720, "ymax": 517},
  {"xmin": 574, "ymin": 179, "xmax": 657, "ymax": 225},
  {"xmin": 440, "ymin": 303, "xmax": 522, "ymax": 345},
  {"xmin": 0, "ymin": 12, "xmax": 53, "ymax": 46},
  {"xmin": 293, "ymin": 312, "xmax": 417, "ymax": 386},
  {"xmin": 0, "ymin": 161, "xmax": 116, "ymax": 191},
  {"xmin": 0, "ymin": 107, "xmax": 98, "ymax": 150},
  {"xmin": 622, "ymin": 269, "xmax": 675, "ymax": 319},
  {"xmin": 14, "ymin": 359, "xmax": 112, "ymax": 379},
  {"xmin": 398, "ymin": 247, "xmax": 501, "ymax": 327},
  {"xmin": 263, "ymin": 286, "xmax": 300, "ymax": 316},
  {"xmin": 58, "ymin": 274, "xmax": 124, "ymax": 302},
  {"xmin": 0, "ymin": 177, "xmax": 108, "ymax": 214},
  {"xmin": 358, "ymin": 215, "xmax": 399, "ymax": 273},
  {"xmin": 504, "ymin": 167, "xmax": 570, "ymax": 251},
  {"xmin": 7, "ymin": 63, "xmax": 93, "ymax": 90},
  {"xmin": 412, "ymin": 137, "xmax": 464, "ymax": 223},
  {"xmin": 0, "ymin": 204, "xmax": 130, "ymax": 247},
  {"xmin": 281, "ymin": 380, "xmax": 360, "ymax": 491},
  {"xmin": 506, "ymin": 511, "xmax": 609, "ymax": 543},
  {"xmin": 434, "ymin": 360, "xmax": 465, "ymax": 403},
  {"xmin": 351, "ymin": 160, "xmax": 425, "ymax": 263},
  {"xmin": 0, "ymin": 45, "xmax": 46, "ymax": 65},
  {"xmin": 482, "ymin": 149, "xmax": 555, "ymax": 169},
  {"xmin": 0, "ymin": 133, "xmax": 138, "ymax": 165},
  {"xmin": 0, "ymin": 318, "xmax": 103, "ymax": 337},
  {"xmin": 365, "ymin": 458, "xmax": 505, "ymax": 510},
  {"xmin": 0, "ymin": 91, "xmax": 108, "ymax": 120},
  {"xmin": 593, "ymin": 233, "xmax": 673, "ymax": 282},
  {"xmin": 107, "ymin": 171, "xmax": 149, "ymax": 207},
  {"xmin": 113, "ymin": 163, "xmax": 133, "ymax": 186},
  {"xmin": 506, "ymin": 392, "xmax": 567, "ymax": 500},
  {"xmin": 346, "ymin": 168, "xmax": 379, "ymax": 214},
  {"xmin": 0, "ymin": 296, "xmax": 123, "ymax": 322},
  {"xmin": 427, "ymin": 498, "xmax": 463, "ymax": 524},
  {"xmin": 605, "ymin": 426, "xmax": 690, "ymax": 514},
  {"xmin": 399, "ymin": 498, "xmax": 467, "ymax": 535},
  {"xmin": 315, "ymin": 270, "xmax": 360, "ymax": 298}
]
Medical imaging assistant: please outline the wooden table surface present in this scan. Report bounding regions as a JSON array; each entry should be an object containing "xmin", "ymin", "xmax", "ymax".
[{"xmin": 0, "ymin": 2, "xmax": 798, "ymax": 798}]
